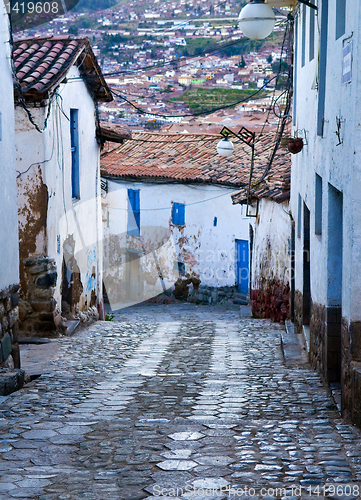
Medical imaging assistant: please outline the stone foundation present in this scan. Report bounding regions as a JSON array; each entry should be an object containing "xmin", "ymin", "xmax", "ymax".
[
  {"xmin": 187, "ymin": 285, "xmax": 238, "ymax": 305},
  {"xmin": 251, "ymin": 281, "xmax": 289, "ymax": 323},
  {"xmin": 0, "ymin": 284, "xmax": 21, "ymax": 370},
  {"xmin": 294, "ymin": 290, "xmax": 303, "ymax": 333},
  {"xmin": 19, "ymin": 255, "xmax": 62, "ymax": 336},
  {"xmin": 341, "ymin": 319, "xmax": 361, "ymax": 426},
  {"xmin": 309, "ymin": 302, "xmax": 325, "ymax": 373}
]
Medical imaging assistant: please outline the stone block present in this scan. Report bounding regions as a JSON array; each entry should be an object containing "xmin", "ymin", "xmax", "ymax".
[
  {"xmin": 11, "ymin": 293, "xmax": 19, "ymax": 308},
  {"xmin": 1, "ymin": 333, "xmax": 12, "ymax": 362},
  {"xmin": 1, "ymin": 316, "xmax": 9, "ymax": 332},
  {"xmin": 24, "ymin": 257, "xmax": 37, "ymax": 266},
  {"xmin": 35, "ymin": 272, "xmax": 57, "ymax": 289},
  {"xmin": 39, "ymin": 312, "xmax": 55, "ymax": 322},
  {"xmin": 28, "ymin": 263, "xmax": 48, "ymax": 275},
  {"xmin": 37, "ymin": 256, "xmax": 55, "ymax": 264},
  {"xmin": 0, "ymin": 369, "xmax": 25, "ymax": 396},
  {"xmin": 32, "ymin": 287, "xmax": 55, "ymax": 300},
  {"xmin": 8, "ymin": 307, "xmax": 19, "ymax": 327},
  {"xmin": 30, "ymin": 299, "xmax": 56, "ymax": 313}
]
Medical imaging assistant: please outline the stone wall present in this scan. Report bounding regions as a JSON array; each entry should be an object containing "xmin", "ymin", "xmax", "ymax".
[
  {"xmin": 294, "ymin": 290, "xmax": 303, "ymax": 334},
  {"xmin": 0, "ymin": 284, "xmax": 20, "ymax": 369},
  {"xmin": 310, "ymin": 302, "xmax": 325, "ymax": 375},
  {"xmin": 19, "ymin": 256, "xmax": 62, "ymax": 336},
  {"xmin": 251, "ymin": 281, "xmax": 289, "ymax": 323},
  {"xmin": 187, "ymin": 285, "xmax": 238, "ymax": 306},
  {"xmin": 341, "ymin": 319, "xmax": 361, "ymax": 425}
]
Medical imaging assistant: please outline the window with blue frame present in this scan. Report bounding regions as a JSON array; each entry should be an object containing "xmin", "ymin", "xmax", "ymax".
[
  {"xmin": 127, "ymin": 189, "xmax": 140, "ymax": 237},
  {"xmin": 172, "ymin": 202, "xmax": 185, "ymax": 226}
]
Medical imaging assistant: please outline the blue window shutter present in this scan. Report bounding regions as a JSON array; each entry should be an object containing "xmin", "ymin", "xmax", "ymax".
[
  {"xmin": 172, "ymin": 203, "xmax": 185, "ymax": 225},
  {"xmin": 127, "ymin": 189, "xmax": 140, "ymax": 236}
]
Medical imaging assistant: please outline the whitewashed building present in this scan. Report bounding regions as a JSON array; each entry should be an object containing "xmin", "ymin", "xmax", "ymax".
[
  {"xmin": 100, "ymin": 132, "xmax": 254, "ymax": 310},
  {"xmin": 232, "ymin": 134, "xmax": 291, "ymax": 323},
  {"xmin": 291, "ymin": 0, "xmax": 361, "ymax": 425},
  {"xmin": 13, "ymin": 36, "xmax": 114, "ymax": 334},
  {"xmin": 0, "ymin": 3, "xmax": 21, "ymax": 368}
]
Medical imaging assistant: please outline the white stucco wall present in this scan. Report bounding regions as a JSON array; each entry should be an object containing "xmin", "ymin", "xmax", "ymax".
[
  {"xmin": 102, "ymin": 179, "xmax": 251, "ymax": 309},
  {"xmin": 15, "ymin": 65, "xmax": 102, "ymax": 310},
  {"xmin": 0, "ymin": 6, "xmax": 19, "ymax": 291},
  {"xmin": 291, "ymin": 0, "xmax": 361, "ymax": 323},
  {"xmin": 251, "ymin": 198, "xmax": 291, "ymax": 290}
]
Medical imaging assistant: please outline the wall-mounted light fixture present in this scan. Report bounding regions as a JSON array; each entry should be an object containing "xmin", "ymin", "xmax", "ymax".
[
  {"xmin": 238, "ymin": 0, "xmax": 317, "ymax": 41},
  {"xmin": 216, "ymin": 126, "xmax": 258, "ymax": 217}
]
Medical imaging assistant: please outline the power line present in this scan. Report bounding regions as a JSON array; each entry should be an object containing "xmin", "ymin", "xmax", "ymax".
[{"xmin": 110, "ymin": 75, "xmax": 278, "ymax": 119}]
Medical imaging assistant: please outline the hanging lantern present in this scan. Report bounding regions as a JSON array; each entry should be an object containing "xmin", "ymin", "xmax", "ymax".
[
  {"xmin": 216, "ymin": 137, "xmax": 234, "ymax": 157},
  {"xmin": 238, "ymin": 0, "xmax": 276, "ymax": 40}
]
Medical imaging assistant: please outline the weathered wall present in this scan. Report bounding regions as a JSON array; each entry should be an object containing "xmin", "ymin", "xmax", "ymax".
[
  {"xmin": 291, "ymin": 0, "xmax": 361, "ymax": 424},
  {"xmin": 102, "ymin": 179, "xmax": 250, "ymax": 309},
  {"xmin": 15, "ymin": 65, "xmax": 103, "ymax": 331},
  {"xmin": 0, "ymin": 3, "xmax": 21, "ymax": 368},
  {"xmin": 250, "ymin": 198, "xmax": 291, "ymax": 323},
  {"xmin": 0, "ymin": 4, "xmax": 19, "ymax": 293}
]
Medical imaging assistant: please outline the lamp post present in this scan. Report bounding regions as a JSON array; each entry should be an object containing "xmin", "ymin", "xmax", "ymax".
[{"xmin": 216, "ymin": 126, "xmax": 258, "ymax": 217}]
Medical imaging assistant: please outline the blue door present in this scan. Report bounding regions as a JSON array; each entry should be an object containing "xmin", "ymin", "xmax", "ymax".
[{"xmin": 236, "ymin": 239, "xmax": 249, "ymax": 294}]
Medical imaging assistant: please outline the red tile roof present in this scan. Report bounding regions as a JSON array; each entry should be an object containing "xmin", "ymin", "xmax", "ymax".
[
  {"xmin": 13, "ymin": 36, "xmax": 112, "ymax": 102},
  {"xmin": 100, "ymin": 132, "xmax": 290, "ymax": 194}
]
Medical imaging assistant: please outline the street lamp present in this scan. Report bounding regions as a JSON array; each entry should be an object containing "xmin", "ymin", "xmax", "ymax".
[
  {"xmin": 238, "ymin": 0, "xmax": 317, "ymax": 41},
  {"xmin": 216, "ymin": 126, "xmax": 258, "ymax": 217},
  {"xmin": 238, "ymin": 0, "xmax": 276, "ymax": 40}
]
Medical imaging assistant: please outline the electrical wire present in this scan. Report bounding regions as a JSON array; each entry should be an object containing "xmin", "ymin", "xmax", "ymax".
[
  {"xmin": 110, "ymin": 75, "xmax": 278, "ymax": 119},
  {"xmin": 105, "ymin": 188, "xmax": 240, "ymax": 212}
]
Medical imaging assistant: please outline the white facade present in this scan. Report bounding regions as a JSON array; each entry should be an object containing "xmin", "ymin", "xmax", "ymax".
[
  {"xmin": 291, "ymin": 0, "xmax": 361, "ymax": 421},
  {"xmin": 102, "ymin": 179, "xmax": 250, "ymax": 309},
  {"xmin": 0, "ymin": 5, "xmax": 18, "ymax": 291},
  {"xmin": 16, "ymin": 65, "xmax": 103, "ymax": 312}
]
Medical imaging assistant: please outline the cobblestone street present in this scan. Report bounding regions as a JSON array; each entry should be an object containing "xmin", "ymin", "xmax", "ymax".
[{"xmin": 0, "ymin": 304, "xmax": 360, "ymax": 500}]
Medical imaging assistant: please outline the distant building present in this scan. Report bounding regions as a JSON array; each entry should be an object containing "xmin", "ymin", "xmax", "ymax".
[{"xmin": 100, "ymin": 132, "xmax": 253, "ymax": 309}]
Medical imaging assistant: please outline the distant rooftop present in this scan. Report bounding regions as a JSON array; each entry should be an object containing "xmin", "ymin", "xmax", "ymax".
[{"xmin": 100, "ymin": 131, "xmax": 290, "ymax": 199}]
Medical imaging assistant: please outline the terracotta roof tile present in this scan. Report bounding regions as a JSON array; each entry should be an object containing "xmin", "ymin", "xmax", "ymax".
[
  {"xmin": 13, "ymin": 36, "xmax": 112, "ymax": 102},
  {"xmin": 100, "ymin": 131, "xmax": 290, "ymax": 192}
]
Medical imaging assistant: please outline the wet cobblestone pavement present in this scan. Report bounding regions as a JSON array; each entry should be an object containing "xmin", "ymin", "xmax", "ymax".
[{"xmin": 0, "ymin": 304, "xmax": 361, "ymax": 500}]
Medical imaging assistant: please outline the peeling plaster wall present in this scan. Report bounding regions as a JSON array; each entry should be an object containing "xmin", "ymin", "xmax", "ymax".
[
  {"xmin": 0, "ymin": 2, "xmax": 19, "ymax": 291},
  {"xmin": 251, "ymin": 198, "xmax": 291, "ymax": 290},
  {"xmin": 15, "ymin": 65, "xmax": 102, "ymax": 312},
  {"xmin": 102, "ymin": 179, "xmax": 250, "ymax": 308},
  {"xmin": 250, "ymin": 198, "xmax": 291, "ymax": 322}
]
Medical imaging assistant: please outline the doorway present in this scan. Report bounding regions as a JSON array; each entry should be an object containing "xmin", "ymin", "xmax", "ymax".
[
  {"xmin": 236, "ymin": 239, "xmax": 249, "ymax": 295},
  {"xmin": 303, "ymin": 203, "xmax": 311, "ymax": 325},
  {"xmin": 326, "ymin": 184, "xmax": 343, "ymax": 382}
]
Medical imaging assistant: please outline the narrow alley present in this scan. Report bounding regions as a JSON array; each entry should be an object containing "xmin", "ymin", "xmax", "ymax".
[{"xmin": 0, "ymin": 304, "xmax": 360, "ymax": 500}]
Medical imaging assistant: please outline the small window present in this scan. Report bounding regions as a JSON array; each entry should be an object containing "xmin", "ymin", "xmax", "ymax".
[
  {"xmin": 70, "ymin": 109, "xmax": 80, "ymax": 199},
  {"xmin": 297, "ymin": 194, "xmax": 302, "ymax": 238},
  {"xmin": 309, "ymin": 6, "xmax": 315, "ymax": 61},
  {"xmin": 177, "ymin": 262, "xmax": 185, "ymax": 274},
  {"xmin": 172, "ymin": 202, "xmax": 185, "ymax": 226},
  {"xmin": 315, "ymin": 174, "xmax": 322, "ymax": 235},
  {"xmin": 301, "ymin": 5, "xmax": 306, "ymax": 67},
  {"xmin": 127, "ymin": 189, "xmax": 140, "ymax": 237},
  {"xmin": 213, "ymin": 217, "xmax": 217, "ymax": 227},
  {"xmin": 336, "ymin": 0, "xmax": 346, "ymax": 40}
]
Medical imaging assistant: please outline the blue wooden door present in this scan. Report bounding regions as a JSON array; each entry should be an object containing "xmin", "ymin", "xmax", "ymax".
[{"xmin": 236, "ymin": 239, "xmax": 249, "ymax": 294}]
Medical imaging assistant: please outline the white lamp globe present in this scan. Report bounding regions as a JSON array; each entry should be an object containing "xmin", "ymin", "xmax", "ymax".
[
  {"xmin": 238, "ymin": 0, "xmax": 276, "ymax": 40},
  {"xmin": 217, "ymin": 137, "xmax": 234, "ymax": 157}
]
